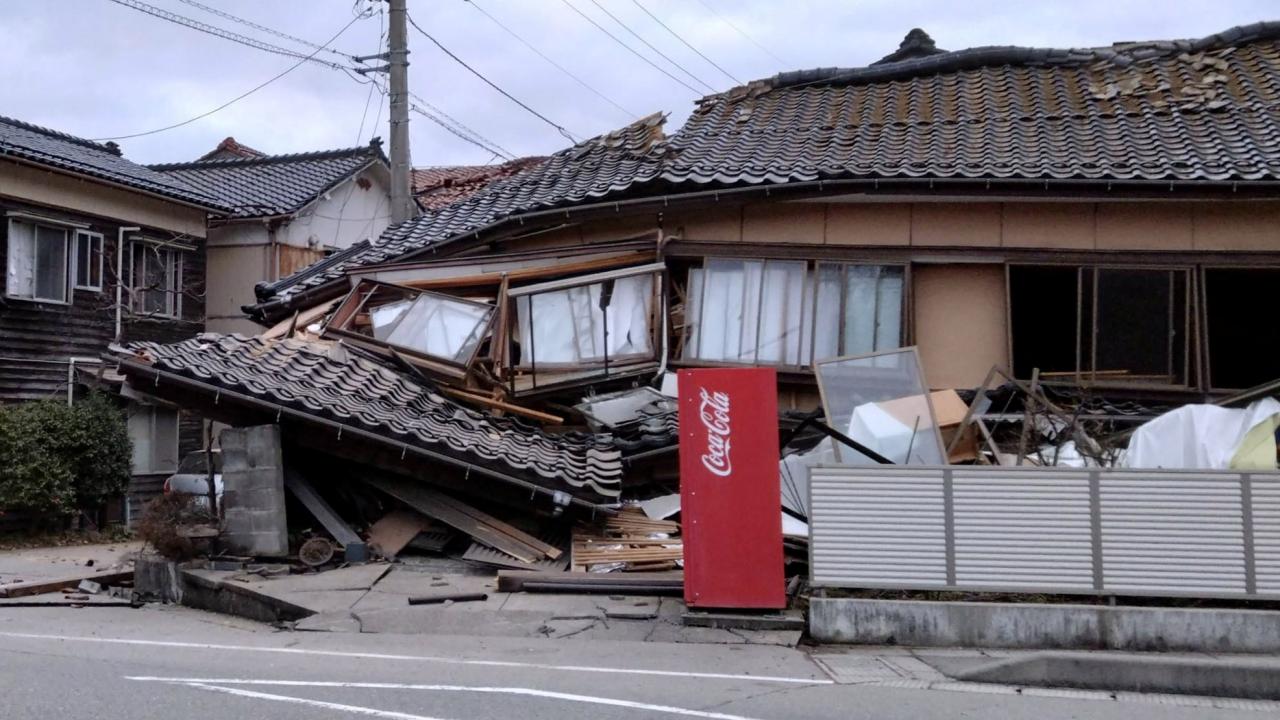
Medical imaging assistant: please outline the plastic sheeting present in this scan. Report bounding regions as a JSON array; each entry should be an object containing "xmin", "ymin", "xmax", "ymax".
[{"xmin": 1124, "ymin": 398, "xmax": 1280, "ymax": 470}]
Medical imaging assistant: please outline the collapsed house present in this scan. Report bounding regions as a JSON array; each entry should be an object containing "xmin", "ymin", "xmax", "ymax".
[{"xmin": 110, "ymin": 23, "xmax": 1280, "ymax": 574}]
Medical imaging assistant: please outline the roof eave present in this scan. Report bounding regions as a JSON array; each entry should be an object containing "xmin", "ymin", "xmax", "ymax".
[{"xmin": 0, "ymin": 151, "xmax": 231, "ymax": 216}]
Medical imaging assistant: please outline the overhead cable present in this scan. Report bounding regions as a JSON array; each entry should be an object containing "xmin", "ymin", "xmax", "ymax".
[
  {"xmin": 406, "ymin": 13, "xmax": 581, "ymax": 143},
  {"xmin": 176, "ymin": 0, "xmax": 362, "ymax": 63},
  {"xmin": 630, "ymin": 0, "xmax": 742, "ymax": 84},
  {"xmin": 558, "ymin": 0, "xmax": 701, "ymax": 95},
  {"xmin": 585, "ymin": 0, "xmax": 715, "ymax": 92},
  {"xmin": 91, "ymin": 14, "xmax": 366, "ymax": 141},
  {"xmin": 104, "ymin": 0, "xmax": 360, "ymax": 72},
  {"xmin": 693, "ymin": 0, "xmax": 790, "ymax": 67},
  {"xmin": 464, "ymin": 0, "xmax": 638, "ymax": 120}
]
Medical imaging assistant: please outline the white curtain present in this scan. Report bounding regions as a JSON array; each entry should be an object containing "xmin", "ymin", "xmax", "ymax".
[
  {"xmin": 6, "ymin": 219, "xmax": 35, "ymax": 298},
  {"xmin": 516, "ymin": 273, "xmax": 655, "ymax": 366},
  {"xmin": 688, "ymin": 259, "xmax": 806, "ymax": 363}
]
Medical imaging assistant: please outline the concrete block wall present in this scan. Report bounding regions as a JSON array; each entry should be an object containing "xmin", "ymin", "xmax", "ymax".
[{"xmin": 218, "ymin": 424, "xmax": 288, "ymax": 557}]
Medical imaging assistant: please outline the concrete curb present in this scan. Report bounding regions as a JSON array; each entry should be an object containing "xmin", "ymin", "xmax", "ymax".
[
  {"xmin": 953, "ymin": 652, "xmax": 1280, "ymax": 700},
  {"xmin": 810, "ymin": 598, "xmax": 1280, "ymax": 652}
]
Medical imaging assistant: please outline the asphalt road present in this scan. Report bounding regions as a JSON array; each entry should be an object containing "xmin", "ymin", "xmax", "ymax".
[{"xmin": 0, "ymin": 604, "xmax": 1268, "ymax": 720}]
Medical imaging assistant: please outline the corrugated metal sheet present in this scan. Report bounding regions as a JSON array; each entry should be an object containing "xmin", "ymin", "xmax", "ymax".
[
  {"xmin": 809, "ymin": 466, "xmax": 1280, "ymax": 600},
  {"xmin": 809, "ymin": 468, "xmax": 946, "ymax": 587}
]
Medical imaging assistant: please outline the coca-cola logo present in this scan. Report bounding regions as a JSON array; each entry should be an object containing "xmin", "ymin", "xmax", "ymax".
[{"xmin": 698, "ymin": 387, "xmax": 732, "ymax": 477}]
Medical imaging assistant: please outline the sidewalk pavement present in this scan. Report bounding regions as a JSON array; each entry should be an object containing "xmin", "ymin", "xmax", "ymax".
[{"xmin": 185, "ymin": 559, "xmax": 803, "ymax": 645}]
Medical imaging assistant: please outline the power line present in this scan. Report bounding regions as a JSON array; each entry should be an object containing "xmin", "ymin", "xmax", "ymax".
[
  {"xmin": 175, "ymin": 0, "xmax": 361, "ymax": 63},
  {"xmin": 464, "ymin": 0, "xmax": 638, "ymax": 121},
  {"xmin": 91, "ymin": 14, "xmax": 366, "ymax": 141},
  {"xmin": 693, "ymin": 0, "xmax": 790, "ymax": 67},
  {"xmin": 558, "ymin": 0, "xmax": 701, "ymax": 95},
  {"xmin": 584, "ymin": 0, "xmax": 714, "ymax": 92},
  {"xmin": 104, "ymin": 0, "xmax": 360, "ymax": 73},
  {"xmin": 409, "ymin": 91, "xmax": 515, "ymax": 159},
  {"xmin": 630, "ymin": 0, "xmax": 742, "ymax": 85},
  {"xmin": 406, "ymin": 13, "xmax": 581, "ymax": 143}
]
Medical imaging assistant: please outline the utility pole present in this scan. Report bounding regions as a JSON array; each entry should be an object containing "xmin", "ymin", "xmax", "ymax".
[{"xmin": 387, "ymin": 0, "xmax": 414, "ymax": 223}]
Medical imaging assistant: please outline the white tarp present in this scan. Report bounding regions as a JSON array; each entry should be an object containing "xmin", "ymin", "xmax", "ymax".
[{"xmin": 1124, "ymin": 398, "xmax": 1280, "ymax": 470}]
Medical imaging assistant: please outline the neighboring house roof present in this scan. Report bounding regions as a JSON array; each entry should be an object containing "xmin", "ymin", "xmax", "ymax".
[
  {"xmin": 0, "ymin": 115, "xmax": 228, "ymax": 211},
  {"xmin": 251, "ymin": 113, "xmax": 666, "ymax": 310},
  {"xmin": 150, "ymin": 139, "xmax": 388, "ymax": 219},
  {"xmin": 197, "ymin": 136, "xmax": 266, "ymax": 161},
  {"xmin": 412, "ymin": 157, "xmax": 547, "ymax": 210},
  {"xmin": 117, "ymin": 334, "xmax": 623, "ymax": 504},
  {"xmin": 251, "ymin": 21, "xmax": 1280, "ymax": 315}
]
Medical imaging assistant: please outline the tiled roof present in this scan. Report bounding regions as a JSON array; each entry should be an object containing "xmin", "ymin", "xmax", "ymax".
[
  {"xmin": 412, "ymin": 157, "xmax": 547, "ymax": 210},
  {"xmin": 254, "ymin": 113, "xmax": 666, "ymax": 307},
  {"xmin": 198, "ymin": 136, "xmax": 266, "ymax": 161},
  {"xmin": 665, "ymin": 21, "xmax": 1280, "ymax": 186},
  {"xmin": 253, "ymin": 22, "xmax": 1280, "ymax": 313},
  {"xmin": 0, "ymin": 115, "xmax": 227, "ymax": 210},
  {"xmin": 150, "ymin": 141, "xmax": 387, "ymax": 218},
  {"xmin": 118, "ymin": 334, "xmax": 623, "ymax": 503}
]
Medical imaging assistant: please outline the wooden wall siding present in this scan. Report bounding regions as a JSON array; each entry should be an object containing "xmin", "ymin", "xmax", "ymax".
[
  {"xmin": 0, "ymin": 200, "xmax": 206, "ymax": 401},
  {"xmin": 277, "ymin": 244, "xmax": 326, "ymax": 280},
  {"xmin": 667, "ymin": 201, "xmax": 1280, "ymax": 253},
  {"xmin": 913, "ymin": 264, "xmax": 1009, "ymax": 389}
]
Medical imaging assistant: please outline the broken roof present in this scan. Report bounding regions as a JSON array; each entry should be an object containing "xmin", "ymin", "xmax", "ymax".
[
  {"xmin": 252, "ymin": 21, "xmax": 1280, "ymax": 316},
  {"xmin": 668, "ymin": 21, "xmax": 1280, "ymax": 187},
  {"xmin": 117, "ymin": 333, "xmax": 623, "ymax": 505},
  {"xmin": 412, "ymin": 157, "xmax": 547, "ymax": 211},
  {"xmin": 0, "ymin": 115, "xmax": 228, "ymax": 211},
  {"xmin": 250, "ymin": 113, "xmax": 666, "ymax": 313},
  {"xmin": 197, "ymin": 136, "xmax": 267, "ymax": 162},
  {"xmin": 150, "ymin": 140, "xmax": 388, "ymax": 219}
]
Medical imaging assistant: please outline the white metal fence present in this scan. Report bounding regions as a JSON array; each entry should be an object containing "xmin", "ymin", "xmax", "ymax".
[{"xmin": 808, "ymin": 465, "xmax": 1280, "ymax": 600}]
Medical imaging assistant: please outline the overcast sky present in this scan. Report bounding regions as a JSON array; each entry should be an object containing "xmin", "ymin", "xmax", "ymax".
[{"xmin": 1, "ymin": 1, "xmax": 1275, "ymax": 167}]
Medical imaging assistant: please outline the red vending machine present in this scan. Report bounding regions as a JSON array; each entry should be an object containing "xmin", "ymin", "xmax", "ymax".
[{"xmin": 678, "ymin": 368, "xmax": 785, "ymax": 609}]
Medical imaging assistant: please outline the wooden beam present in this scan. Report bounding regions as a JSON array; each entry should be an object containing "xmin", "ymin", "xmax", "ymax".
[
  {"xmin": 283, "ymin": 468, "xmax": 364, "ymax": 549},
  {"xmin": 0, "ymin": 570, "xmax": 133, "ymax": 599},
  {"xmin": 437, "ymin": 386, "xmax": 563, "ymax": 425}
]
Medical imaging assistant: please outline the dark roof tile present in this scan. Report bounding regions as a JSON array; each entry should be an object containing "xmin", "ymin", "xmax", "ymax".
[
  {"xmin": 0, "ymin": 115, "xmax": 227, "ymax": 210},
  {"xmin": 151, "ymin": 141, "xmax": 387, "ymax": 218},
  {"xmin": 119, "ymin": 334, "xmax": 623, "ymax": 503}
]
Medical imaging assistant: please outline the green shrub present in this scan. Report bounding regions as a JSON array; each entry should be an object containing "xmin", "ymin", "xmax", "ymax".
[{"xmin": 0, "ymin": 394, "xmax": 132, "ymax": 515}]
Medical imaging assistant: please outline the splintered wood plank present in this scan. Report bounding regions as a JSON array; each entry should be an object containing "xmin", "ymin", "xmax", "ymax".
[
  {"xmin": 0, "ymin": 570, "xmax": 133, "ymax": 599},
  {"xmin": 366, "ymin": 509, "xmax": 431, "ymax": 559},
  {"xmin": 424, "ymin": 491, "xmax": 563, "ymax": 560},
  {"xmin": 284, "ymin": 469, "xmax": 363, "ymax": 547},
  {"xmin": 365, "ymin": 477, "xmax": 544, "ymax": 563}
]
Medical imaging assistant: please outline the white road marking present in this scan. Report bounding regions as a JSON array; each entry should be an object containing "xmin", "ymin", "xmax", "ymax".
[
  {"xmin": 0, "ymin": 631, "xmax": 830, "ymax": 685},
  {"xmin": 184, "ymin": 682, "xmax": 450, "ymax": 720},
  {"xmin": 132, "ymin": 677, "xmax": 770, "ymax": 720}
]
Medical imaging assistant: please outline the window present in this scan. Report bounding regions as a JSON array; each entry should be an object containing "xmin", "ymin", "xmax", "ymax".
[
  {"xmin": 323, "ymin": 279, "xmax": 496, "ymax": 377},
  {"xmin": 1204, "ymin": 267, "xmax": 1279, "ymax": 390},
  {"xmin": 129, "ymin": 241, "xmax": 182, "ymax": 317},
  {"xmin": 6, "ymin": 218, "xmax": 70, "ymax": 302},
  {"xmin": 1009, "ymin": 265, "xmax": 1189, "ymax": 385},
  {"xmin": 74, "ymin": 230, "xmax": 104, "ymax": 291},
  {"xmin": 684, "ymin": 259, "xmax": 905, "ymax": 367},
  {"xmin": 127, "ymin": 405, "xmax": 179, "ymax": 474},
  {"xmin": 514, "ymin": 271, "xmax": 656, "ymax": 367}
]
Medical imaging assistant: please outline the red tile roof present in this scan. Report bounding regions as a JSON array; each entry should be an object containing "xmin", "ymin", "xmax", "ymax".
[{"xmin": 412, "ymin": 157, "xmax": 546, "ymax": 210}]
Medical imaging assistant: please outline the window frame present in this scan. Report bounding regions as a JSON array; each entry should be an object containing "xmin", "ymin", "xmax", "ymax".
[
  {"xmin": 73, "ymin": 229, "xmax": 105, "ymax": 292},
  {"xmin": 5, "ymin": 217, "xmax": 72, "ymax": 304},
  {"xmin": 128, "ymin": 240, "xmax": 184, "ymax": 319},
  {"xmin": 127, "ymin": 404, "xmax": 180, "ymax": 475},
  {"xmin": 1006, "ymin": 262, "xmax": 1194, "ymax": 390},
  {"xmin": 681, "ymin": 256, "xmax": 909, "ymax": 371},
  {"xmin": 1200, "ymin": 263, "xmax": 1280, "ymax": 392},
  {"xmin": 323, "ymin": 278, "xmax": 498, "ymax": 379}
]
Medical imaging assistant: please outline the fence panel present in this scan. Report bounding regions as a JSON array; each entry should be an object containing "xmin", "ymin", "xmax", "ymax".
[{"xmin": 809, "ymin": 465, "xmax": 1280, "ymax": 600}]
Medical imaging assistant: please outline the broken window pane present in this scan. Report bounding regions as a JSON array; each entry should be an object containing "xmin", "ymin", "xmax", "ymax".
[
  {"xmin": 815, "ymin": 348, "xmax": 946, "ymax": 465},
  {"xmin": 1094, "ymin": 268, "xmax": 1179, "ymax": 383},
  {"xmin": 516, "ymin": 273, "xmax": 655, "ymax": 366},
  {"xmin": 384, "ymin": 293, "xmax": 492, "ymax": 364},
  {"xmin": 369, "ymin": 299, "xmax": 411, "ymax": 340}
]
